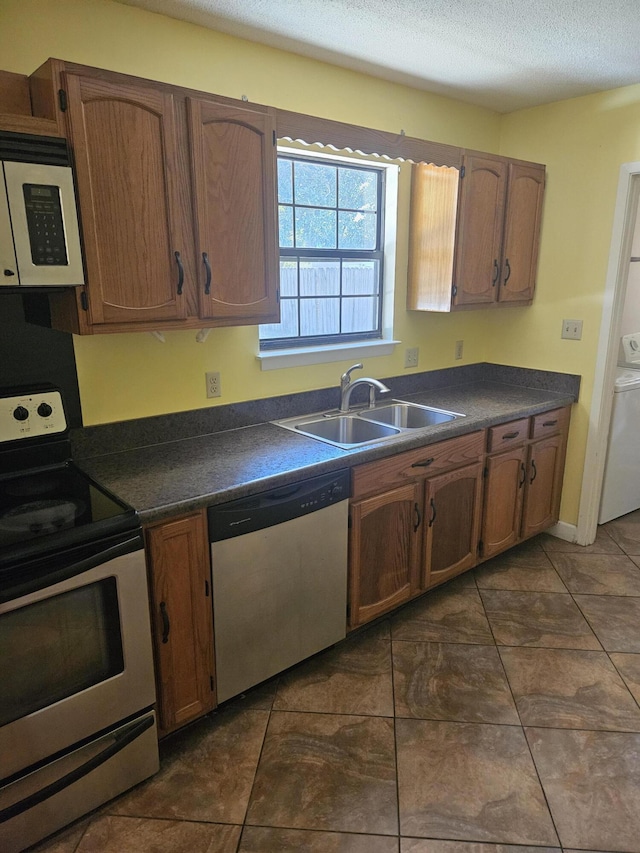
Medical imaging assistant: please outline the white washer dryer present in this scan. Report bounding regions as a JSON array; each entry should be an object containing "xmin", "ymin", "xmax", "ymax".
[{"xmin": 599, "ymin": 363, "xmax": 640, "ymax": 523}]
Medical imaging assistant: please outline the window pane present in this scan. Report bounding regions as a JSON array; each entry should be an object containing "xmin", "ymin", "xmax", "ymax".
[
  {"xmin": 294, "ymin": 161, "xmax": 336, "ymax": 208},
  {"xmin": 300, "ymin": 297, "xmax": 340, "ymax": 336},
  {"xmin": 278, "ymin": 159, "xmax": 293, "ymax": 203},
  {"xmin": 342, "ymin": 260, "xmax": 378, "ymax": 295},
  {"xmin": 339, "ymin": 167, "xmax": 377, "ymax": 211},
  {"xmin": 278, "ymin": 205, "xmax": 293, "ymax": 247},
  {"xmin": 279, "ymin": 259, "xmax": 297, "ymax": 297},
  {"xmin": 342, "ymin": 296, "xmax": 379, "ymax": 333},
  {"xmin": 259, "ymin": 299, "xmax": 299, "ymax": 340},
  {"xmin": 338, "ymin": 211, "xmax": 377, "ymax": 249},
  {"xmin": 295, "ymin": 208, "xmax": 336, "ymax": 249},
  {"xmin": 300, "ymin": 260, "xmax": 340, "ymax": 296}
]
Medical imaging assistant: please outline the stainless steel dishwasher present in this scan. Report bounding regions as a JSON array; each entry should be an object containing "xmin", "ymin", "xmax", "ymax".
[{"xmin": 208, "ymin": 469, "xmax": 350, "ymax": 703}]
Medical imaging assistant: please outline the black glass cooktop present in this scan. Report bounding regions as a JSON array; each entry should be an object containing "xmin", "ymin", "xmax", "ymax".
[{"xmin": 0, "ymin": 461, "xmax": 137, "ymax": 564}]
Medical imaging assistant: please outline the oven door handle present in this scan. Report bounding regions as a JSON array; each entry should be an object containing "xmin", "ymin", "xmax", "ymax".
[
  {"xmin": 1, "ymin": 535, "xmax": 143, "ymax": 604},
  {"xmin": 0, "ymin": 713, "xmax": 154, "ymax": 823}
]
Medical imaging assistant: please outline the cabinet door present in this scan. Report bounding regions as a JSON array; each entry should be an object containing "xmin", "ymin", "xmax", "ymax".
[
  {"xmin": 145, "ymin": 512, "xmax": 215, "ymax": 736},
  {"xmin": 521, "ymin": 434, "xmax": 566, "ymax": 539},
  {"xmin": 188, "ymin": 98, "xmax": 279, "ymax": 323},
  {"xmin": 498, "ymin": 162, "xmax": 545, "ymax": 303},
  {"xmin": 481, "ymin": 445, "xmax": 527, "ymax": 560},
  {"xmin": 64, "ymin": 74, "xmax": 188, "ymax": 325},
  {"xmin": 349, "ymin": 483, "xmax": 421, "ymax": 628},
  {"xmin": 453, "ymin": 154, "xmax": 507, "ymax": 307},
  {"xmin": 422, "ymin": 462, "xmax": 483, "ymax": 589}
]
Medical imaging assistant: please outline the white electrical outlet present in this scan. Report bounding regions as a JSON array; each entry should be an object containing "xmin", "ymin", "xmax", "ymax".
[
  {"xmin": 205, "ymin": 371, "xmax": 221, "ymax": 398},
  {"xmin": 562, "ymin": 319, "xmax": 583, "ymax": 340},
  {"xmin": 455, "ymin": 340, "xmax": 464, "ymax": 360},
  {"xmin": 405, "ymin": 347, "xmax": 419, "ymax": 368}
]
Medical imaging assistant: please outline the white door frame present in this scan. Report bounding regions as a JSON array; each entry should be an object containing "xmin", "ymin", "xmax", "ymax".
[{"xmin": 575, "ymin": 162, "xmax": 640, "ymax": 545}]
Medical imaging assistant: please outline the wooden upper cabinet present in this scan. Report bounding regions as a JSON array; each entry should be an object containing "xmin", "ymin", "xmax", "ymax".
[
  {"xmin": 407, "ymin": 153, "xmax": 545, "ymax": 312},
  {"xmin": 64, "ymin": 74, "xmax": 188, "ymax": 326},
  {"xmin": 188, "ymin": 99, "xmax": 279, "ymax": 323},
  {"xmin": 453, "ymin": 154, "xmax": 507, "ymax": 307},
  {"xmin": 498, "ymin": 162, "xmax": 545, "ymax": 304}
]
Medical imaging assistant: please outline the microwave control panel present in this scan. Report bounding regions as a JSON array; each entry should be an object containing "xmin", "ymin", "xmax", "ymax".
[{"xmin": 23, "ymin": 184, "xmax": 69, "ymax": 267}]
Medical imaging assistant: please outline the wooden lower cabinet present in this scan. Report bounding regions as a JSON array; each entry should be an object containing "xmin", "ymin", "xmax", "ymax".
[
  {"xmin": 480, "ymin": 408, "xmax": 570, "ymax": 560},
  {"xmin": 422, "ymin": 461, "xmax": 484, "ymax": 589},
  {"xmin": 521, "ymin": 433, "xmax": 567, "ymax": 538},
  {"xmin": 348, "ymin": 482, "xmax": 421, "ymax": 628},
  {"xmin": 348, "ymin": 433, "xmax": 485, "ymax": 628},
  {"xmin": 145, "ymin": 511, "xmax": 216, "ymax": 737},
  {"xmin": 481, "ymin": 445, "xmax": 527, "ymax": 559}
]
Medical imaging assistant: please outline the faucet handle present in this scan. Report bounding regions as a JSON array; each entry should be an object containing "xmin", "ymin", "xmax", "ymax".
[{"xmin": 341, "ymin": 363, "xmax": 363, "ymax": 387}]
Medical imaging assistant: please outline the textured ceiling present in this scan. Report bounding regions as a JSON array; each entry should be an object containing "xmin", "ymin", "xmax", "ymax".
[{"xmin": 118, "ymin": 0, "xmax": 640, "ymax": 112}]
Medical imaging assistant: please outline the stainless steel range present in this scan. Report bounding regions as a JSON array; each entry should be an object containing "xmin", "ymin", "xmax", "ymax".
[{"xmin": 0, "ymin": 385, "xmax": 158, "ymax": 852}]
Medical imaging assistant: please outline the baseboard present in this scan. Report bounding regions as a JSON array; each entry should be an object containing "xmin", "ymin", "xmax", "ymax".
[{"xmin": 545, "ymin": 521, "xmax": 578, "ymax": 543}]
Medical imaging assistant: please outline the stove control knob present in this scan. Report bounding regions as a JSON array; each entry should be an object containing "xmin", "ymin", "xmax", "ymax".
[
  {"xmin": 37, "ymin": 402, "xmax": 53, "ymax": 418},
  {"xmin": 13, "ymin": 405, "xmax": 29, "ymax": 421}
]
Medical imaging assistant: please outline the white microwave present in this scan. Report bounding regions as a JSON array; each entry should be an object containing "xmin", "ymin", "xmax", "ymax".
[{"xmin": 0, "ymin": 133, "xmax": 84, "ymax": 288}]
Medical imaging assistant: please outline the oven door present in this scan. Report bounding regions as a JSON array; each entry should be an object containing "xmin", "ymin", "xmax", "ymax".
[{"xmin": 0, "ymin": 533, "xmax": 156, "ymax": 780}]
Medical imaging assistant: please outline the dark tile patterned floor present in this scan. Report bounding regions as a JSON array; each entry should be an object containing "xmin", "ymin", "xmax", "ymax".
[{"xmin": 31, "ymin": 510, "xmax": 640, "ymax": 853}]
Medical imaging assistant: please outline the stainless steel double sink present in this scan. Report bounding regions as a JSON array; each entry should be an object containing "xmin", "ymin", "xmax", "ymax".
[{"xmin": 274, "ymin": 400, "xmax": 464, "ymax": 449}]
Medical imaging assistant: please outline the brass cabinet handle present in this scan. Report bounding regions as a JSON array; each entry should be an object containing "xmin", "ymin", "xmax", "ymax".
[
  {"xmin": 542, "ymin": 419, "xmax": 558, "ymax": 427},
  {"xmin": 413, "ymin": 502, "xmax": 421, "ymax": 531},
  {"xmin": 504, "ymin": 258, "xmax": 511, "ymax": 284},
  {"xmin": 428, "ymin": 498, "xmax": 437, "ymax": 527},
  {"xmin": 492, "ymin": 259, "xmax": 499, "ymax": 286},
  {"xmin": 502, "ymin": 431, "xmax": 520, "ymax": 440},
  {"xmin": 530, "ymin": 459, "xmax": 537, "ymax": 484},
  {"xmin": 519, "ymin": 462, "xmax": 526, "ymax": 487}
]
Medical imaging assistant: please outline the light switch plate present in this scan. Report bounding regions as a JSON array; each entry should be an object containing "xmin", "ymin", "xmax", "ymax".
[{"xmin": 562, "ymin": 319, "xmax": 583, "ymax": 340}]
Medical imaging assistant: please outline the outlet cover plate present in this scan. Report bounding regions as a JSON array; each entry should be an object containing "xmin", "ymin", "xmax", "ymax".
[
  {"xmin": 405, "ymin": 347, "xmax": 419, "ymax": 368},
  {"xmin": 205, "ymin": 371, "xmax": 221, "ymax": 398}
]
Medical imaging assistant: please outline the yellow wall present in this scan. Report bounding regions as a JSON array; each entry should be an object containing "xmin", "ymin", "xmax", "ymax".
[{"xmin": 3, "ymin": 0, "xmax": 639, "ymax": 527}]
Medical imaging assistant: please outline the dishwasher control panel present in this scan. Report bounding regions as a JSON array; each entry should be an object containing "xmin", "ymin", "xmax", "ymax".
[{"xmin": 208, "ymin": 469, "xmax": 350, "ymax": 543}]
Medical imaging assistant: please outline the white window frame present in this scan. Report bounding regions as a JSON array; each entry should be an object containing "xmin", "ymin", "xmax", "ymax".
[{"xmin": 257, "ymin": 146, "xmax": 400, "ymax": 370}]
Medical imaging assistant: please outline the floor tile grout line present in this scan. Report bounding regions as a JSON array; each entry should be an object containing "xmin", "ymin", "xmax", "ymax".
[{"xmin": 389, "ymin": 637, "xmax": 402, "ymax": 847}]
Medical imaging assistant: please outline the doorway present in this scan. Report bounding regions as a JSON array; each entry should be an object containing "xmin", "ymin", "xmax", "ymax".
[{"xmin": 576, "ymin": 164, "xmax": 640, "ymax": 544}]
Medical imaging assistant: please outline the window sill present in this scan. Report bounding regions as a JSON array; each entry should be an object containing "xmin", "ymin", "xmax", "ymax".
[{"xmin": 256, "ymin": 339, "xmax": 401, "ymax": 371}]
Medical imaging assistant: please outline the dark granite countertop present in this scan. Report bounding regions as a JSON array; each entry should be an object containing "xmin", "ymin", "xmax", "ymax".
[{"xmin": 75, "ymin": 371, "xmax": 579, "ymax": 525}]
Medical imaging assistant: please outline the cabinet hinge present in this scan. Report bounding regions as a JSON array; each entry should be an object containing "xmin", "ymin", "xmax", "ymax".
[
  {"xmin": 276, "ymin": 286, "xmax": 280, "ymax": 304},
  {"xmin": 58, "ymin": 89, "xmax": 67, "ymax": 112},
  {"xmin": 460, "ymin": 165, "xmax": 465, "ymax": 179},
  {"xmin": 483, "ymin": 466, "xmax": 488, "ymax": 479},
  {"xmin": 478, "ymin": 539, "xmax": 484, "ymax": 557},
  {"xmin": 273, "ymin": 129, "xmax": 276, "ymax": 146},
  {"xmin": 80, "ymin": 290, "xmax": 89, "ymax": 311},
  {"xmin": 452, "ymin": 284, "xmax": 457, "ymax": 298},
  {"xmin": 348, "ymin": 514, "xmax": 352, "ymax": 529},
  {"xmin": 205, "ymin": 579, "xmax": 210, "ymax": 597},
  {"xmin": 210, "ymin": 675, "xmax": 214, "ymax": 692}
]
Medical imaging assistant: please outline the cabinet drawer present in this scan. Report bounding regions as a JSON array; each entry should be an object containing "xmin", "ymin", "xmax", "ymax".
[
  {"xmin": 487, "ymin": 418, "xmax": 529, "ymax": 452},
  {"xmin": 352, "ymin": 430, "xmax": 484, "ymax": 500},
  {"xmin": 530, "ymin": 406, "xmax": 570, "ymax": 439}
]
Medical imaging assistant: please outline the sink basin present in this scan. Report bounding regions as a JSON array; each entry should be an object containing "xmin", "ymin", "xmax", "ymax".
[
  {"xmin": 359, "ymin": 401, "xmax": 462, "ymax": 429},
  {"xmin": 273, "ymin": 399, "xmax": 463, "ymax": 449},
  {"xmin": 293, "ymin": 415, "xmax": 400, "ymax": 448}
]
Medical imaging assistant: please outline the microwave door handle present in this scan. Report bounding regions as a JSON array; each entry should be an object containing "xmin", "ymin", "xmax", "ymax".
[
  {"xmin": 0, "ymin": 714, "xmax": 154, "ymax": 823},
  {"xmin": 0, "ymin": 535, "xmax": 142, "ymax": 605}
]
